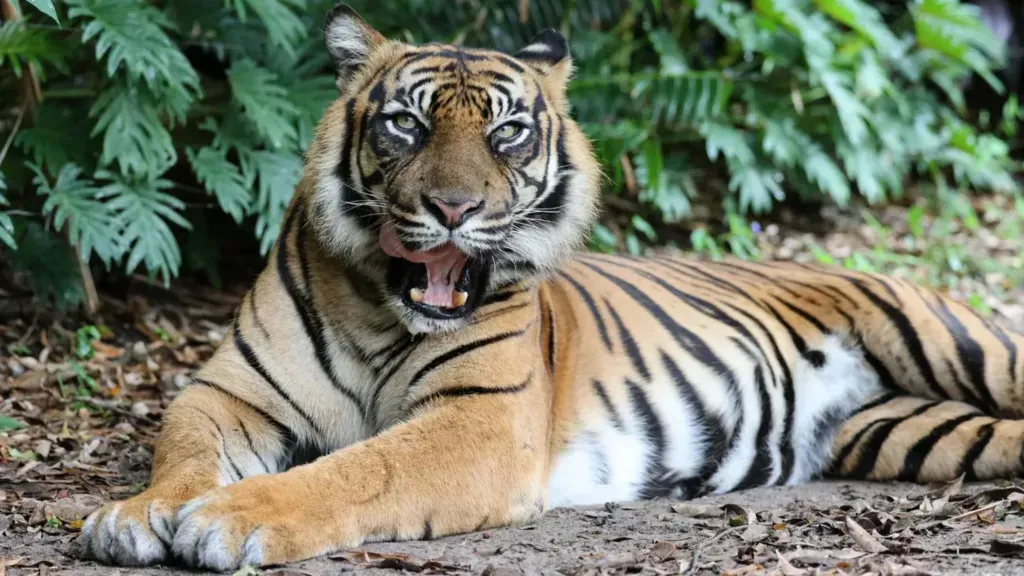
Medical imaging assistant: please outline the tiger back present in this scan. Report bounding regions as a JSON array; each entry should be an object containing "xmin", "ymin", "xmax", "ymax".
[{"xmin": 76, "ymin": 4, "xmax": 1024, "ymax": 571}]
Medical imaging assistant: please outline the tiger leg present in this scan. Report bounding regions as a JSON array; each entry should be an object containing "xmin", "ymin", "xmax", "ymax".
[
  {"xmin": 169, "ymin": 389, "xmax": 546, "ymax": 571},
  {"xmin": 829, "ymin": 394, "xmax": 1024, "ymax": 482},
  {"xmin": 76, "ymin": 384, "xmax": 288, "ymax": 566}
]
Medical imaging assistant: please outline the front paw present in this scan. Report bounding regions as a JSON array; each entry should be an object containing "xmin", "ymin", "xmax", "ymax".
[
  {"xmin": 75, "ymin": 496, "xmax": 177, "ymax": 566},
  {"xmin": 172, "ymin": 476, "xmax": 342, "ymax": 570}
]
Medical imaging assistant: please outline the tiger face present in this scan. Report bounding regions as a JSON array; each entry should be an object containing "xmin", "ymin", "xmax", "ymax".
[{"xmin": 309, "ymin": 5, "xmax": 601, "ymax": 333}]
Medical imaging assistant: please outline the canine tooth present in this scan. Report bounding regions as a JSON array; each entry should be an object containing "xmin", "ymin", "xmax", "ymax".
[
  {"xmin": 409, "ymin": 288, "xmax": 424, "ymax": 303},
  {"xmin": 453, "ymin": 290, "xmax": 468, "ymax": 307}
]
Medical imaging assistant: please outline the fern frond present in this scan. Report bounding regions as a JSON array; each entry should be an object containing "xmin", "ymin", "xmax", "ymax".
[
  {"xmin": 30, "ymin": 163, "xmax": 123, "ymax": 265},
  {"xmin": 228, "ymin": 59, "xmax": 300, "ymax": 150},
  {"xmin": 186, "ymin": 147, "xmax": 251, "ymax": 223},
  {"xmin": 570, "ymin": 72, "xmax": 732, "ymax": 127},
  {"xmin": 6, "ymin": 222, "xmax": 85, "ymax": 310},
  {"xmin": 249, "ymin": 150, "xmax": 302, "ymax": 254},
  {"xmin": 0, "ymin": 172, "xmax": 13, "ymax": 250},
  {"xmin": 24, "ymin": 0, "xmax": 61, "ymax": 24},
  {"xmin": 89, "ymin": 82, "xmax": 176, "ymax": 177},
  {"xmin": 16, "ymin": 102, "xmax": 94, "ymax": 173},
  {"xmin": 96, "ymin": 171, "xmax": 189, "ymax": 283},
  {"xmin": 0, "ymin": 20, "xmax": 68, "ymax": 77},
  {"xmin": 67, "ymin": 0, "xmax": 200, "ymax": 101},
  {"xmin": 225, "ymin": 0, "xmax": 307, "ymax": 54}
]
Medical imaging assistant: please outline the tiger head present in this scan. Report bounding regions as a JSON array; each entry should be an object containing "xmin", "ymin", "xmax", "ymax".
[{"xmin": 308, "ymin": 4, "xmax": 601, "ymax": 333}]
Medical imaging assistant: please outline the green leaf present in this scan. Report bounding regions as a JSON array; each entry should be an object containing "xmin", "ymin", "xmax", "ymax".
[
  {"xmin": 0, "ymin": 173, "xmax": 13, "ymax": 250},
  {"xmin": 249, "ymin": 151, "xmax": 302, "ymax": 254},
  {"xmin": 819, "ymin": 69, "xmax": 869, "ymax": 145},
  {"xmin": 7, "ymin": 220, "xmax": 86, "ymax": 310},
  {"xmin": 90, "ymin": 83, "xmax": 176, "ymax": 177},
  {"xmin": 0, "ymin": 415, "xmax": 26, "ymax": 431},
  {"xmin": 228, "ymin": 59, "xmax": 300, "ymax": 150},
  {"xmin": 911, "ymin": 0, "xmax": 1005, "ymax": 88},
  {"xmin": 16, "ymin": 101, "xmax": 94, "ymax": 173},
  {"xmin": 570, "ymin": 71, "xmax": 732, "ymax": 127},
  {"xmin": 802, "ymin": 146, "xmax": 851, "ymax": 206},
  {"xmin": 96, "ymin": 171, "xmax": 189, "ymax": 284},
  {"xmin": 187, "ymin": 147, "xmax": 251, "ymax": 223},
  {"xmin": 225, "ymin": 0, "xmax": 308, "ymax": 54},
  {"xmin": 0, "ymin": 20, "xmax": 68, "ymax": 77},
  {"xmin": 25, "ymin": 0, "xmax": 61, "ymax": 24},
  {"xmin": 67, "ymin": 0, "xmax": 201, "ymax": 102},
  {"xmin": 30, "ymin": 163, "xmax": 123, "ymax": 265},
  {"xmin": 729, "ymin": 165, "xmax": 785, "ymax": 214}
]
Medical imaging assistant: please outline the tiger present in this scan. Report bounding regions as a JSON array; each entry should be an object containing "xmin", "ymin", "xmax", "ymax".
[{"xmin": 77, "ymin": 3, "xmax": 1024, "ymax": 571}]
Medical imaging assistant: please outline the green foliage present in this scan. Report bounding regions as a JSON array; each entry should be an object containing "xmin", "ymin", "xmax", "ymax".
[
  {"xmin": 0, "ymin": 0, "xmax": 1018, "ymax": 306},
  {"xmin": 74, "ymin": 325, "xmax": 102, "ymax": 359}
]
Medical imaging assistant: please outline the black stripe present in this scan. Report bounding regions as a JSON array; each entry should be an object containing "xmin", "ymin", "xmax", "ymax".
[
  {"xmin": 929, "ymin": 297, "xmax": 997, "ymax": 411},
  {"xmin": 472, "ymin": 301, "xmax": 532, "ymax": 325},
  {"xmin": 578, "ymin": 261, "xmax": 741, "ymax": 403},
  {"xmin": 660, "ymin": 351, "xmax": 728, "ymax": 492},
  {"xmin": 591, "ymin": 379, "xmax": 624, "ymax": 431},
  {"xmin": 557, "ymin": 270, "xmax": 612, "ymax": 351},
  {"xmin": 198, "ymin": 410, "xmax": 244, "ymax": 482},
  {"xmin": 849, "ymin": 392, "xmax": 901, "ymax": 418},
  {"xmin": 232, "ymin": 326, "xmax": 325, "ymax": 438},
  {"xmin": 604, "ymin": 299, "xmax": 650, "ymax": 381},
  {"xmin": 844, "ymin": 401, "xmax": 941, "ymax": 479},
  {"xmin": 830, "ymin": 419, "xmax": 891, "ymax": 473},
  {"xmin": 406, "ymin": 372, "xmax": 531, "ymax": 414},
  {"xmin": 276, "ymin": 208, "xmax": 368, "ymax": 419},
  {"xmin": 844, "ymin": 277, "xmax": 947, "ymax": 398},
  {"xmin": 960, "ymin": 422, "xmax": 995, "ymax": 480},
  {"xmin": 406, "ymin": 329, "xmax": 526, "ymax": 391},
  {"xmin": 898, "ymin": 413, "xmax": 981, "ymax": 481},
  {"xmin": 625, "ymin": 379, "xmax": 669, "ymax": 498},
  {"xmin": 235, "ymin": 415, "xmax": 272, "ymax": 474},
  {"xmin": 735, "ymin": 360, "xmax": 775, "ymax": 490},
  {"xmin": 544, "ymin": 303, "xmax": 556, "ymax": 376},
  {"xmin": 423, "ymin": 520, "xmax": 434, "ymax": 541},
  {"xmin": 656, "ymin": 259, "xmax": 797, "ymax": 483},
  {"xmin": 247, "ymin": 286, "xmax": 270, "ymax": 340},
  {"xmin": 190, "ymin": 377, "xmax": 296, "ymax": 448}
]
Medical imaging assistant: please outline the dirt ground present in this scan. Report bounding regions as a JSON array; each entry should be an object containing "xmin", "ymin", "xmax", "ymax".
[
  {"xmin": 5, "ymin": 479, "xmax": 1024, "ymax": 576},
  {"xmin": 4, "ymin": 196, "xmax": 1024, "ymax": 576}
]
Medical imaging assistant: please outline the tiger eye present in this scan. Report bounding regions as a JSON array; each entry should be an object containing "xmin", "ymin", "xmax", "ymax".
[
  {"xmin": 394, "ymin": 115, "xmax": 418, "ymax": 130},
  {"xmin": 495, "ymin": 124, "xmax": 522, "ymax": 139}
]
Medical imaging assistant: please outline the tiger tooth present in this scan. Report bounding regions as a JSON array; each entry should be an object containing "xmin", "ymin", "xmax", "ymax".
[
  {"xmin": 453, "ymin": 290, "xmax": 468, "ymax": 307},
  {"xmin": 409, "ymin": 287, "xmax": 424, "ymax": 303}
]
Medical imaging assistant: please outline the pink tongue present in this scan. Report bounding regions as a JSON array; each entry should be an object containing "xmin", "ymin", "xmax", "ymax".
[{"xmin": 379, "ymin": 221, "xmax": 469, "ymax": 308}]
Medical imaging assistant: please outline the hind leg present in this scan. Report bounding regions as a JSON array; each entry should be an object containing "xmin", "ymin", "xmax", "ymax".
[
  {"xmin": 829, "ymin": 394, "xmax": 1024, "ymax": 482},
  {"xmin": 76, "ymin": 384, "xmax": 288, "ymax": 566}
]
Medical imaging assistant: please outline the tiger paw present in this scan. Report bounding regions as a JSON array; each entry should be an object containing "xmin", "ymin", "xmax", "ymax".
[
  {"xmin": 75, "ymin": 495, "xmax": 177, "ymax": 566},
  {"xmin": 171, "ymin": 475, "xmax": 345, "ymax": 570}
]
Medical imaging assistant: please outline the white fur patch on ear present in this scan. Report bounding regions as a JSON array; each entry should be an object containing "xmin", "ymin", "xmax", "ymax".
[
  {"xmin": 323, "ymin": 4, "xmax": 385, "ymax": 89},
  {"xmin": 514, "ymin": 29, "xmax": 570, "ymax": 68}
]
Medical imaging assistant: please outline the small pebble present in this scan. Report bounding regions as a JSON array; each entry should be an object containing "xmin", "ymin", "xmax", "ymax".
[
  {"xmin": 131, "ymin": 402, "xmax": 149, "ymax": 418},
  {"xmin": 130, "ymin": 341, "xmax": 148, "ymax": 363},
  {"xmin": 114, "ymin": 422, "xmax": 136, "ymax": 434}
]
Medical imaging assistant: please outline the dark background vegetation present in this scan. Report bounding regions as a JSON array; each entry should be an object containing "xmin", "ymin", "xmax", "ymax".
[{"xmin": 1, "ymin": 0, "xmax": 1022, "ymax": 314}]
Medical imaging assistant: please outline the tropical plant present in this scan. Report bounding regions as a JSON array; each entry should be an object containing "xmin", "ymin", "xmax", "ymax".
[{"xmin": 0, "ymin": 0, "xmax": 1019, "ymax": 309}]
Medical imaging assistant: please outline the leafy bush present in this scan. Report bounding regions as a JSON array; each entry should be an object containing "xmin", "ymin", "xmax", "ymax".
[{"xmin": 0, "ymin": 0, "xmax": 1019, "ymax": 309}]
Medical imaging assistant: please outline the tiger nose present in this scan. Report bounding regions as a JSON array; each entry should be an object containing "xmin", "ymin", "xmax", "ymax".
[{"xmin": 425, "ymin": 196, "xmax": 484, "ymax": 228}]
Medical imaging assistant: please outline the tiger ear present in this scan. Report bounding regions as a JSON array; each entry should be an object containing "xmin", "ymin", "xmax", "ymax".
[
  {"xmin": 323, "ymin": 3, "xmax": 387, "ymax": 91},
  {"xmin": 514, "ymin": 29, "xmax": 572, "ymax": 88}
]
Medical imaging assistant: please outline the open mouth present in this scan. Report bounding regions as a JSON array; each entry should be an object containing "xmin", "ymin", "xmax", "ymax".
[{"xmin": 380, "ymin": 221, "xmax": 490, "ymax": 320}]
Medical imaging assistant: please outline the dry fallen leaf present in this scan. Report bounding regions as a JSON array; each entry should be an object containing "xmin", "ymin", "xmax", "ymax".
[
  {"xmin": 776, "ymin": 551, "xmax": 807, "ymax": 576},
  {"xmin": 846, "ymin": 516, "xmax": 888, "ymax": 553},
  {"xmin": 649, "ymin": 541, "xmax": 678, "ymax": 562}
]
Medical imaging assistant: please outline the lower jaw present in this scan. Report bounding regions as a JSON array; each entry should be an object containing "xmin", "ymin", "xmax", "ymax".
[{"xmin": 386, "ymin": 257, "xmax": 491, "ymax": 322}]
